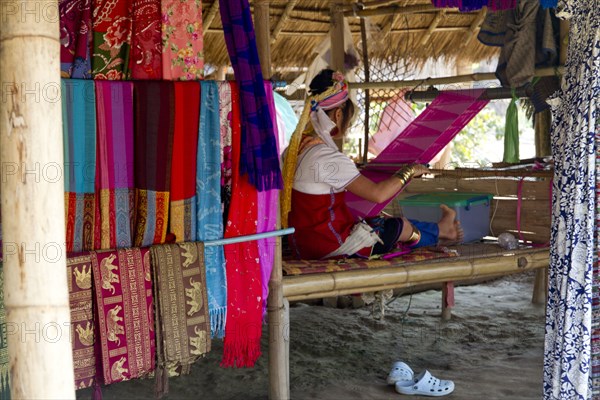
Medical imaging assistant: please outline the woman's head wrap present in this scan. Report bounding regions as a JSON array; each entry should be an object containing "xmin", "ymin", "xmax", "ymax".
[{"xmin": 281, "ymin": 71, "xmax": 349, "ymax": 228}]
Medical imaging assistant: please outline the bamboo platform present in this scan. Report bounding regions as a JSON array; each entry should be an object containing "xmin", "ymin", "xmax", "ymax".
[
  {"xmin": 269, "ymin": 243, "xmax": 549, "ymax": 398},
  {"xmin": 282, "ymin": 243, "xmax": 549, "ymax": 301}
]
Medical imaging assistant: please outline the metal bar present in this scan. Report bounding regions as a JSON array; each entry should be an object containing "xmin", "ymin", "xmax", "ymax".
[
  {"xmin": 204, "ymin": 228, "xmax": 295, "ymax": 247},
  {"xmin": 405, "ymin": 86, "xmax": 531, "ymax": 103}
]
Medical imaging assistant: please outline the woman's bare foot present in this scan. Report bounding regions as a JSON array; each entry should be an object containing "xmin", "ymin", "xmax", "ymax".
[{"xmin": 437, "ymin": 204, "xmax": 464, "ymax": 245}]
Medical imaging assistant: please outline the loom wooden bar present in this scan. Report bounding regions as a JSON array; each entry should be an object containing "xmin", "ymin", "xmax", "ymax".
[
  {"xmin": 330, "ymin": 1, "xmax": 345, "ymax": 73},
  {"xmin": 0, "ymin": 2, "xmax": 76, "ymax": 398},
  {"xmin": 348, "ymin": 67, "xmax": 565, "ymax": 90},
  {"xmin": 404, "ymin": 179, "xmax": 553, "ymax": 199},
  {"xmin": 283, "ymin": 248, "xmax": 549, "ymax": 301}
]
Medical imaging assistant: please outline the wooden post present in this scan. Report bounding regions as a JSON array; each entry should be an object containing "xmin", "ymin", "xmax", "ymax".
[
  {"xmin": 360, "ymin": 15, "xmax": 370, "ymax": 165},
  {"xmin": 0, "ymin": 1, "xmax": 76, "ymax": 398},
  {"xmin": 534, "ymin": 109, "xmax": 552, "ymax": 158},
  {"xmin": 441, "ymin": 282, "xmax": 454, "ymax": 320},
  {"xmin": 330, "ymin": 0, "xmax": 345, "ymax": 151},
  {"xmin": 330, "ymin": 1, "xmax": 346, "ymax": 73},
  {"xmin": 255, "ymin": 2, "xmax": 290, "ymax": 399},
  {"xmin": 254, "ymin": 0, "xmax": 272, "ymax": 79}
]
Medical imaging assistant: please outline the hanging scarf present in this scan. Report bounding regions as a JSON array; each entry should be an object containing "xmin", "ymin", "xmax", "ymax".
[
  {"xmin": 257, "ymin": 82, "xmax": 280, "ymax": 316},
  {"xmin": 503, "ymin": 90, "xmax": 520, "ymax": 163},
  {"xmin": 169, "ymin": 81, "xmax": 200, "ymax": 243},
  {"xmin": 62, "ymin": 80, "xmax": 97, "ymax": 253},
  {"xmin": 221, "ymin": 82, "xmax": 262, "ymax": 368},
  {"xmin": 59, "ymin": 0, "xmax": 93, "ymax": 78},
  {"xmin": 129, "ymin": 0, "xmax": 162, "ymax": 79},
  {"xmin": 94, "ymin": 81, "xmax": 135, "ymax": 249},
  {"xmin": 133, "ymin": 81, "xmax": 175, "ymax": 247},
  {"xmin": 219, "ymin": 81, "xmax": 234, "ymax": 224},
  {"xmin": 161, "ymin": 0, "xmax": 204, "ymax": 80},
  {"xmin": 151, "ymin": 243, "xmax": 211, "ymax": 396},
  {"xmin": 281, "ymin": 74, "xmax": 350, "ymax": 228},
  {"xmin": 219, "ymin": 0, "xmax": 282, "ymax": 192},
  {"xmin": 91, "ymin": 247, "xmax": 155, "ymax": 385},
  {"xmin": 67, "ymin": 253, "xmax": 98, "ymax": 390},
  {"xmin": 92, "ymin": 0, "xmax": 132, "ymax": 80},
  {"xmin": 0, "ymin": 263, "xmax": 10, "ymax": 399},
  {"xmin": 197, "ymin": 81, "xmax": 227, "ymax": 338},
  {"xmin": 430, "ymin": 0, "xmax": 516, "ymax": 11}
]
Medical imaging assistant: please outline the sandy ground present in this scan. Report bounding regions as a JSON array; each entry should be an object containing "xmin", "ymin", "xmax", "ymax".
[{"xmin": 78, "ymin": 271, "xmax": 545, "ymax": 400}]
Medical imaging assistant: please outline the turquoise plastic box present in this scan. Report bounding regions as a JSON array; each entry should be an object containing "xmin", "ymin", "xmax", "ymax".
[{"xmin": 397, "ymin": 192, "xmax": 493, "ymax": 243}]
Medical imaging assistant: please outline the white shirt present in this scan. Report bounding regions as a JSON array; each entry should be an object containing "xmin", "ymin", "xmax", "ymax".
[{"xmin": 293, "ymin": 144, "xmax": 361, "ymax": 195}]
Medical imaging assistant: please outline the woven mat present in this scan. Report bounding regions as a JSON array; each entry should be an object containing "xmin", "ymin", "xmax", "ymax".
[{"xmin": 282, "ymin": 247, "xmax": 458, "ymax": 276}]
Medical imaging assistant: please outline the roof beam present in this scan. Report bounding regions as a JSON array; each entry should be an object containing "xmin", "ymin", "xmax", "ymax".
[
  {"xmin": 206, "ymin": 26, "xmax": 472, "ymax": 37},
  {"xmin": 420, "ymin": 10, "xmax": 446, "ymax": 46},
  {"xmin": 203, "ymin": 1, "xmax": 220, "ymax": 35},
  {"xmin": 271, "ymin": 0, "xmax": 298, "ymax": 45},
  {"xmin": 343, "ymin": 4, "xmax": 451, "ymax": 17}
]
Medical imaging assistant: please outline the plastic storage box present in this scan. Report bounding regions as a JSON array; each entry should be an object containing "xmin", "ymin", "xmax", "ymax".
[{"xmin": 397, "ymin": 192, "xmax": 493, "ymax": 243}]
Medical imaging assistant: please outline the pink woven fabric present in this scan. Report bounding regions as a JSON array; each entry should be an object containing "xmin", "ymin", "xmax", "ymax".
[{"xmin": 346, "ymin": 89, "xmax": 489, "ymax": 218}]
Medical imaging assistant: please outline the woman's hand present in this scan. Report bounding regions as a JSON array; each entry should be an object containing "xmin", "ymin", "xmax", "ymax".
[{"xmin": 411, "ymin": 164, "xmax": 430, "ymax": 178}]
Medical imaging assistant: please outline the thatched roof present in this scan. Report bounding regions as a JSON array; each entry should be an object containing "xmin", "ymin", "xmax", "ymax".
[{"xmin": 202, "ymin": 0, "xmax": 499, "ymax": 74}]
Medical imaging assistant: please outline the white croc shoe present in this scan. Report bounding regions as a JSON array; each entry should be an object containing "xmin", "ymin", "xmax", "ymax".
[
  {"xmin": 395, "ymin": 370, "xmax": 454, "ymax": 397},
  {"xmin": 386, "ymin": 361, "xmax": 414, "ymax": 385}
]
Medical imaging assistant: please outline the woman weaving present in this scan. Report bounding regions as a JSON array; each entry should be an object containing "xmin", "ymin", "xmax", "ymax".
[{"xmin": 282, "ymin": 69, "xmax": 463, "ymax": 260}]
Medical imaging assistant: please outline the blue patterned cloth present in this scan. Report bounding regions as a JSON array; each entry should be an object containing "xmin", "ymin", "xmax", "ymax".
[
  {"xmin": 197, "ymin": 81, "xmax": 227, "ymax": 338},
  {"xmin": 219, "ymin": 0, "xmax": 283, "ymax": 192},
  {"xmin": 544, "ymin": 2, "xmax": 600, "ymax": 399}
]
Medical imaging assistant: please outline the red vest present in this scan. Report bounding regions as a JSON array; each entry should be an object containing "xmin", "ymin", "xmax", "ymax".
[{"xmin": 288, "ymin": 189, "xmax": 357, "ymax": 259}]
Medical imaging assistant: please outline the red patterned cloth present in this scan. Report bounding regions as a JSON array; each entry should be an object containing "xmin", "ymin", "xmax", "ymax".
[
  {"xmin": 221, "ymin": 83, "xmax": 263, "ymax": 368},
  {"xmin": 129, "ymin": 0, "xmax": 162, "ymax": 79},
  {"xmin": 67, "ymin": 253, "xmax": 98, "ymax": 389},
  {"xmin": 92, "ymin": 0, "xmax": 133, "ymax": 80},
  {"xmin": 169, "ymin": 81, "xmax": 200, "ymax": 242},
  {"xmin": 132, "ymin": 81, "xmax": 175, "ymax": 247},
  {"xmin": 91, "ymin": 248, "xmax": 155, "ymax": 384},
  {"xmin": 282, "ymin": 247, "xmax": 459, "ymax": 276}
]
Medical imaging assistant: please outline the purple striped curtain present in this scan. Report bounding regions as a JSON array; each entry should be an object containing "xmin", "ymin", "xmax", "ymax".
[{"xmin": 218, "ymin": 0, "xmax": 282, "ymax": 192}]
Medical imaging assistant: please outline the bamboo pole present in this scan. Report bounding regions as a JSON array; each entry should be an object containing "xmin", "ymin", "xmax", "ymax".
[
  {"xmin": 360, "ymin": 15, "xmax": 370, "ymax": 165},
  {"xmin": 534, "ymin": 110, "xmax": 552, "ymax": 158},
  {"xmin": 255, "ymin": 2, "xmax": 290, "ymax": 398},
  {"xmin": 271, "ymin": 0, "xmax": 298, "ymax": 44},
  {"xmin": 283, "ymin": 248, "xmax": 549, "ymax": 301},
  {"xmin": 255, "ymin": 0, "xmax": 272, "ymax": 79},
  {"xmin": 330, "ymin": 1, "xmax": 345, "ymax": 72},
  {"xmin": 330, "ymin": 1, "xmax": 345, "ymax": 152},
  {"xmin": 348, "ymin": 66, "xmax": 565, "ymax": 90},
  {"xmin": 283, "ymin": 246, "xmax": 549, "ymax": 301},
  {"xmin": 0, "ymin": 1, "xmax": 75, "ymax": 398},
  {"xmin": 203, "ymin": 0, "xmax": 220, "ymax": 35}
]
